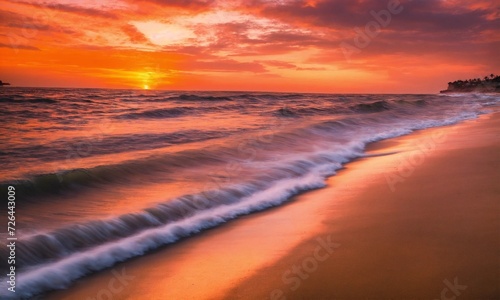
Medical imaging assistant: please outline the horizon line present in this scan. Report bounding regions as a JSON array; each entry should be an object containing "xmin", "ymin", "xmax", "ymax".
[{"xmin": 0, "ymin": 85, "xmax": 441, "ymax": 95}]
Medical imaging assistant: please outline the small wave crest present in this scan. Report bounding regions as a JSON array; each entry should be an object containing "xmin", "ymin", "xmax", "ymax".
[
  {"xmin": 116, "ymin": 107, "xmax": 194, "ymax": 119},
  {"xmin": 1, "ymin": 149, "xmax": 227, "ymax": 199},
  {"xmin": 0, "ymin": 97, "xmax": 58, "ymax": 104},
  {"xmin": 273, "ymin": 107, "xmax": 299, "ymax": 118},
  {"xmin": 175, "ymin": 94, "xmax": 233, "ymax": 101},
  {"xmin": 350, "ymin": 101, "xmax": 391, "ymax": 113}
]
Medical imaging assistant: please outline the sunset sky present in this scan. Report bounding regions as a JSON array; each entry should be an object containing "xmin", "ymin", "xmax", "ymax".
[{"xmin": 0, "ymin": 0, "xmax": 498, "ymax": 93}]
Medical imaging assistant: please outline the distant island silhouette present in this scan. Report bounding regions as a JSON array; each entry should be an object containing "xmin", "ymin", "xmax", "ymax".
[
  {"xmin": 0, "ymin": 80, "xmax": 11, "ymax": 86},
  {"xmin": 441, "ymin": 74, "xmax": 499, "ymax": 93}
]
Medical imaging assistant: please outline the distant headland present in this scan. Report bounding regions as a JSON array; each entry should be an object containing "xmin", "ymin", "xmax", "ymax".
[
  {"xmin": 440, "ymin": 74, "xmax": 499, "ymax": 93},
  {"xmin": 0, "ymin": 80, "xmax": 11, "ymax": 86}
]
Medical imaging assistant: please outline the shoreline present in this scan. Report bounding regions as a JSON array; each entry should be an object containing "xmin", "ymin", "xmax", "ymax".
[
  {"xmin": 45, "ymin": 110, "xmax": 500, "ymax": 300},
  {"xmin": 223, "ymin": 111, "xmax": 500, "ymax": 299}
]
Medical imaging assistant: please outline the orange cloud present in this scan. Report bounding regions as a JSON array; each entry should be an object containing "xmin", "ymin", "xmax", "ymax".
[{"xmin": 0, "ymin": 0, "xmax": 498, "ymax": 93}]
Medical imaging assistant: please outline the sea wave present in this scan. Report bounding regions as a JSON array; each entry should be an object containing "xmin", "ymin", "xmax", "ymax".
[
  {"xmin": 0, "ymin": 97, "xmax": 58, "ymax": 104},
  {"xmin": 350, "ymin": 100, "xmax": 391, "ymax": 112},
  {"xmin": 0, "ymin": 145, "xmax": 360, "ymax": 270},
  {"xmin": 175, "ymin": 94, "xmax": 233, "ymax": 101},
  {"xmin": 116, "ymin": 107, "xmax": 195, "ymax": 119},
  {"xmin": 0, "ymin": 148, "xmax": 357, "ymax": 299},
  {"xmin": 0, "ymin": 107, "xmax": 485, "ymax": 298},
  {"xmin": 1, "ymin": 107, "xmax": 481, "ymax": 200},
  {"xmin": 0, "ymin": 149, "xmax": 226, "ymax": 198},
  {"xmin": 0, "ymin": 130, "xmax": 236, "ymax": 164},
  {"xmin": 0, "ymin": 90, "xmax": 497, "ymax": 299}
]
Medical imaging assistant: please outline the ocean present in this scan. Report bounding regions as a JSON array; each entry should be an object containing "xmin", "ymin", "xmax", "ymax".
[{"xmin": 0, "ymin": 88, "xmax": 498, "ymax": 299}]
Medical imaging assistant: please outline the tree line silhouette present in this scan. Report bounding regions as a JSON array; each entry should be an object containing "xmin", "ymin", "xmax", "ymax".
[{"xmin": 443, "ymin": 74, "xmax": 500, "ymax": 93}]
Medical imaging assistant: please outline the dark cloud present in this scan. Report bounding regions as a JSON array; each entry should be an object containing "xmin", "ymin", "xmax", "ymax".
[
  {"xmin": 252, "ymin": 0, "xmax": 496, "ymax": 31},
  {"xmin": 0, "ymin": 42, "xmax": 40, "ymax": 50},
  {"xmin": 121, "ymin": 24, "xmax": 151, "ymax": 44},
  {"xmin": 0, "ymin": 9, "xmax": 52, "ymax": 30},
  {"xmin": 251, "ymin": 0, "xmax": 498, "ymax": 44},
  {"xmin": 50, "ymin": 4, "xmax": 118, "ymax": 18},
  {"xmin": 12, "ymin": 1, "xmax": 118, "ymax": 19},
  {"xmin": 129, "ymin": 0, "xmax": 216, "ymax": 10}
]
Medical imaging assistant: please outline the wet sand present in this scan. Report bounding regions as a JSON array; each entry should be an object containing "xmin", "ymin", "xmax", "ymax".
[{"xmin": 46, "ymin": 112, "xmax": 499, "ymax": 300}]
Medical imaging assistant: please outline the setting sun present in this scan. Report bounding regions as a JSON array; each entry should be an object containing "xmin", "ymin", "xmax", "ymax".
[
  {"xmin": 0, "ymin": 0, "xmax": 497, "ymax": 92},
  {"xmin": 143, "ymin": 84, "xmax": 150, "ymax": 90}
]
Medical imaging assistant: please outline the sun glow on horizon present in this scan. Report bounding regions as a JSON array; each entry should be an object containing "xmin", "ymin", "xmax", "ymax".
[{"xmin": 0, "ymin": 0, "xmax": 497, "ymax": 93}]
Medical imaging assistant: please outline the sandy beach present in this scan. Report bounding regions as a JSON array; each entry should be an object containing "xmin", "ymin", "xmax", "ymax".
[{"xmin": 45, "ymin": 111, "xmax": 499, "ymax": 300}]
